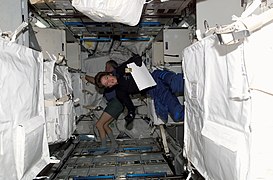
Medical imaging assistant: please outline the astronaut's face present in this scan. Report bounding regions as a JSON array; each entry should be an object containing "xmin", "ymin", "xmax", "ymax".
[{"xmin": 100, "ymin": 74, "xmax": 117, "ymax": 88}]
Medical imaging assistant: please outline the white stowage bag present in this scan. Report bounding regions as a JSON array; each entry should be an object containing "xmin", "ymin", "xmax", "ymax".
[
  {"xmin": 0, "ymin": 37, "xmax": 50, "ymax": 179},
  {"xmin": 29, "ymin": 0, "xmax": 54, "ymax": 4},
  {"xmin": 44, "ymin": 63, "xmax": 76, "ymax": 144},
  {"xmin": 72, "ymin": 0, "xmax": 146, "ymax": 26},
  {"xmin": 183, "ymin": 35, "xmax": 251, "ymax": 180},
  {"xmin": 183, "ymin": 15, "xmax": 273, "ymax": 179}
]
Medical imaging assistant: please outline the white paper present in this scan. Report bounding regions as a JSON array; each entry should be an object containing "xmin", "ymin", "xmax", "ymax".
[{"xmin": 127, "ymin": 63, "xmax": 157, "ymax": 91}]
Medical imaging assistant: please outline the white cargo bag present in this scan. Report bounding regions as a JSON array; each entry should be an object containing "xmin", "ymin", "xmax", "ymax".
[
  {"xmin": 183, "ymin": 35, "xmax": 251, "ymax": 180},
  {"xmin": 72, "ymin": 0, "xmax": 146, "ymax": 26},
  {"xmin": 44, "ymin": 63, "xmax": 76, "ymax": 144},
  {"xmin": 0, "ymin": 37, "xmax": 50, "ymax": 180}
]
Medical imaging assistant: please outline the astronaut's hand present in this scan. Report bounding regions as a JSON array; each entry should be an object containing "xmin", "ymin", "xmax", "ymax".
[
  {"xmin": 80, "ymin": 75, "xmax": 86, "ymax": 81},
  {"xmin": 134, "ymin": 55, "xmax": 143, "ymax": 67}
]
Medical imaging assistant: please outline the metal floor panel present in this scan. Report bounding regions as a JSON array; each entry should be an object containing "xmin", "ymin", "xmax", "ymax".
[{"xmin": 53, "ymin": 138, "xmax": 176, "ymax": 180}]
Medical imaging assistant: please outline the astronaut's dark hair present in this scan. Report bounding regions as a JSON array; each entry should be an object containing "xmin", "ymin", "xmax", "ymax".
[{"xmin": 106, "ymin": 60, "xmax": 118, "ymax": 69}]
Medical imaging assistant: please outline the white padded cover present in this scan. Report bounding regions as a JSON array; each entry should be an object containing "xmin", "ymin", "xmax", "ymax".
[
  {"xmin": 183, "ymin": 19, "xmax": 273, "ymax": 180},
  {"xmin": 0, "ymin": 37, "xmax": 50, "ymax": 180},
  {"xmin": 72, "ymin": 0, "xmax": 145, "ymax": 26},
  {"xmin": 183, "ymin": 35, "xmax": 251, "ymax": 180}
]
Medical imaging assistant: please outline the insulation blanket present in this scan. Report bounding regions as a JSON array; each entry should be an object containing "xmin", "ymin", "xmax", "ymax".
[
  {"xmin": 72, "ymin": 0, "xmax": 145, "ymax": 26},
  {"xmin": 0, "ymin": 37, "xmax": 50, "ymax": 179}
]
